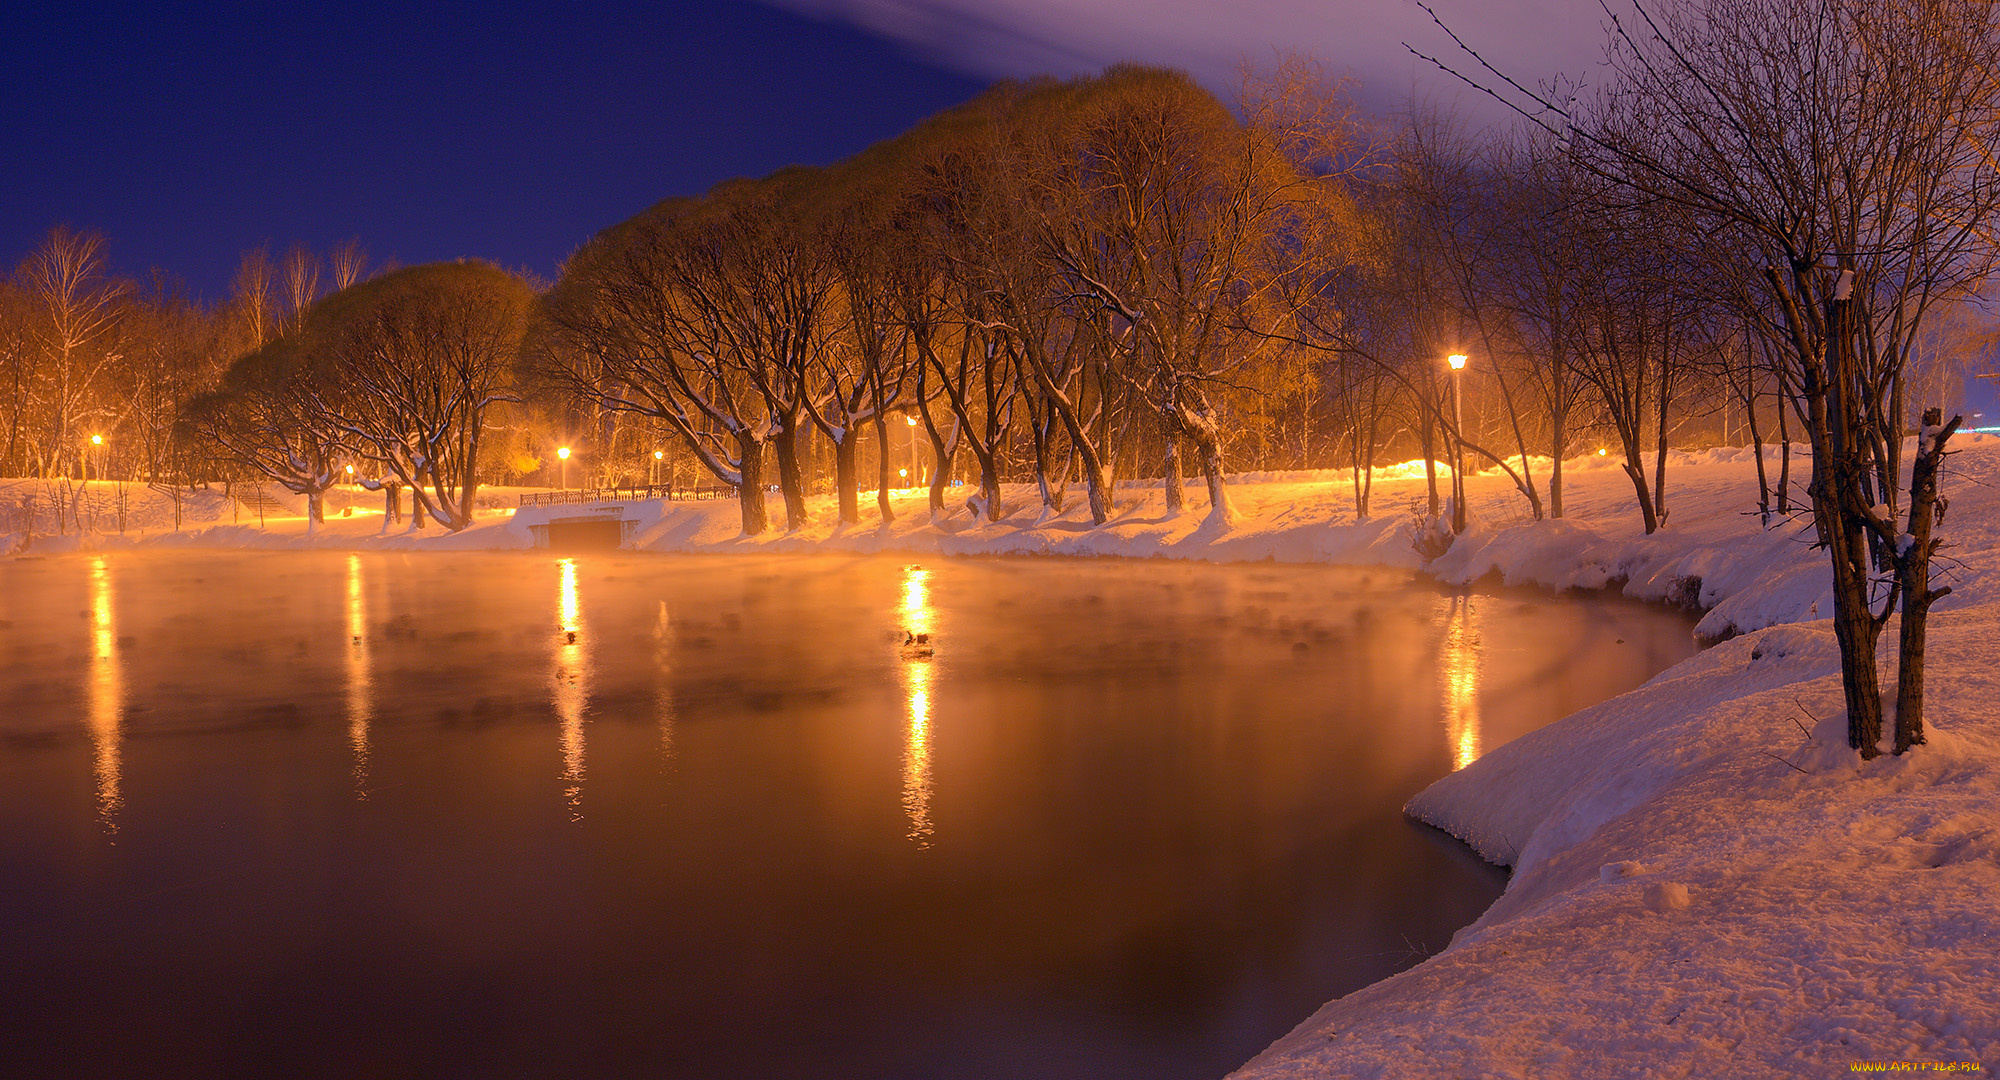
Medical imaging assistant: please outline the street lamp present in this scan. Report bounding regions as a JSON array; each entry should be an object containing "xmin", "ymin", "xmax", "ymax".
[
  {"xmin": 905, "ymin": 414, "xmax": 920, "ymax": 487},
  {"xmin": 651, "ymin": 449, "xmax": 664, "ymax": 487},
  {"xmin": 1446, "ymin": 355, "xmax": 1468, "ymax": 534},
  {"xmin": 85, "ymin": 434, "xmax": 104, "ymax": 483},
  {"xmin": 557, "ymin": 446, "xmax": 571, "ymax": 491}
]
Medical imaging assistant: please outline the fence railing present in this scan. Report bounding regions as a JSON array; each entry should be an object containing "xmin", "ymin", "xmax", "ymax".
[{"xmin": 518, "ymin": 484, "xmax": 737, "ymax": 508}]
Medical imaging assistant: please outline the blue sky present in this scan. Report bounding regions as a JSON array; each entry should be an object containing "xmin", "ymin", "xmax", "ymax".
[{"xmin": 2, "ymin": 0, "xmax": 1602, "ymax": 301}]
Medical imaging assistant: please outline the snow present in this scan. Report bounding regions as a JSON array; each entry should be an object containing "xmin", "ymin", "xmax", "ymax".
[{"xmin": 7, "ymin": 437, "xmax": 2000, "ymax": 1076}]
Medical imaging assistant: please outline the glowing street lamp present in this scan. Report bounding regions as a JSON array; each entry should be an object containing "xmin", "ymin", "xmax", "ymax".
[
  {"xmin": 345, "ymin": 464, "xmax": 356, "ymax": 483},
  {"xmin": 85, "ymin": 434, "xmax": 104, "ymax": 483},
  {"xmin": 1445, "ymin": 355, "xmax": 1469, "ymax": 534},
  {"xmin": 651, "ymin": 448, "xmax": 664, "ymax": 486},
  {"xmin": 557, "ymin": 446, "xmax": 571, "ymax": 491},
  {"xmin": 905, "ymin": 414, "xmax": 920, "ymax": 486}
]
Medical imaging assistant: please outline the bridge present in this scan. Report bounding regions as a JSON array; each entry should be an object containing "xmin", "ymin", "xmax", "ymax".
[
  {"xmin": 516, "ymin": 484, "xmax": 737, "ymax": 552},
  {"xmin": 517, "ymin": 484, "xmax": 736, "ymax": 509}
]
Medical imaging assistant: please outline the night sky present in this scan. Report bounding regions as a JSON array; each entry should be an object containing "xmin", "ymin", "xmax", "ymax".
[
  {"xmin": 2, "ymin": 1, "xmax": 985, "ymax": 300},
  {"xmin": 3, "ymin": 0, "xmax": 1602, "ymax": 302}
]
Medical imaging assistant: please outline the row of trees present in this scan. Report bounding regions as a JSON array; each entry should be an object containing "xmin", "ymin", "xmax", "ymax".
[
  {"xmin": 185, "ymin": 263, "xmax": 533, "ymax": 529},
  {"xmin": 0, "ymin": 230, "xmax": 375, "ymax": 485},
  {"xmin": 529, "ymin": 58, "xmax": 1988, "ymax": 544}
]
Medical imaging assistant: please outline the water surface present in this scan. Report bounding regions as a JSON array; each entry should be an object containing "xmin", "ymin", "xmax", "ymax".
[{"xmin": 0, "ymin": 551, "xmax": 1696, "ymax": 1079}]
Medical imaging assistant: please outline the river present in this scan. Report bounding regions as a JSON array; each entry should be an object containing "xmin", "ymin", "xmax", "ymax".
[{"xmin": 0, "ymin": 550, "xmax": 1697, "ymax": 1079}]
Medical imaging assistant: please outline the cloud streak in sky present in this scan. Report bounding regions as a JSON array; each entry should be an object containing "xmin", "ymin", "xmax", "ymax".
[{"xmin": 766, "ymin": 0, "xmax": 1610, "ymax": 120}]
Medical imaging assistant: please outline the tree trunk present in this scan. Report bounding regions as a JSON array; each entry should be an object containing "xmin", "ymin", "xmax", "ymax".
[
  {"xmin": 926, "ymin": 413, "xmax": 958, "ymax": 517},
  {"xmin": 1549, "ymin": 404, "xmax": 1566, "ymax": 520},
  {"xmin": 1031, "ymin": 411, "xmax": 1061, "ymax": 514},
  {"xmin": 774, "ymin": 421, "xmax": 808, "ymax": 530},
  {"xmin": 1421, "ymin": 420, "xmax": 1441, "ymax": 518},
  {"xmin": 1621, "ymin": 454, "xmax": 1660, "ymax": 535},
  {"xmin": 1822, "ymin": 478, "xmax": 1885, "ymax": 757},
  {"xmin": 834, "ymin": 433, "xmax": 860, "ymax": 525},
  {"xmin": 1776, "ymin": 380, "xmax": 1794, "ymax": 515},
  {"xmin": 1893, "ymin": 409, "xmax": 1961, "ymax": 754},
  {"xmin": 736, "ymin": 433, "xmax": 771, "ymax": 536},
  {"xmin": 1747, "ymin": 377, "xmax": 1771, "ymax": 527},
  {"xmin": 1811, "ymin": 288, "xmax": 1887, "ymax": 758},
  {"xmin": 1162, "ymin": 429, "xmax": 1185, "ymax": 515},
  {"xmin": 1348, "ymin": 429, "xmax": 1368, "ymax": 520},
  {"xmin": 871, "ymin": 415, "xmax": 895, "ymax": 524},
  {"xmin": 1169, "ymin": 382, "xmax": 1233, "ymax": 526},
  {"xmin": 1194, "ymin": 432, "xmax": 1233, "ymax": 525}
]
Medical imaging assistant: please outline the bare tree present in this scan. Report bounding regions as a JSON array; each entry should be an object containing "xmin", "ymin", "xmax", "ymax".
[
  {"xmin": 121, "ymin": 272, "xmax": 226, "ymax": 482},
  {"xmin": 533, "ymin": 191, "xmax": 810, "ymax": 536},
  {"xmin": 280, "ymin": 244, "xmax": 321, "ymax": 333},
  {"xmin": 309, "ymin": 262, "xmax": 532, "ymax": 530},
  {"xmin": 1034, "ymin": 66, "xmax": 1320, "ymax": 526},
  {"xmin": 329, "ymin": 238, "xmax": 369, "ymax": 292},
  {"xmin": 181, "ymin": 333, "xmax": 343, "ymax": 527},
  {"xmin": 1424, "ymin": 0, "xmax": 2000, "ymax": 753},
  {"xmin": 229, "ymin": 244, "xmax": 276, "ymax": 354},
  {"xmin": 21, "ymin": 227, "xmax": 127, "ymax": 478},
  {"xmin": 0, "ymin": 278, "xmax": 36, "ymax": 477}
]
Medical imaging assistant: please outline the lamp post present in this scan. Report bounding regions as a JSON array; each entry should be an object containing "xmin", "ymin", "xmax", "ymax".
[
  {"xmin": 87, "ymin": 434, "xmax": 103, "ymax": 483},
  {"xmin": 1446, "ymin": 354, "xmax": 1468, "ymax": 533},
  {"xmin": 557, "ymin": 446, "xmax": 571, "ymax": 492},
  {"xmin": 651, "ymin": 449, "xmax": 664, "ymax": 487},
  {"xmin": 905, "ymin": 415, "xmax": 920, "ymax": 488}
]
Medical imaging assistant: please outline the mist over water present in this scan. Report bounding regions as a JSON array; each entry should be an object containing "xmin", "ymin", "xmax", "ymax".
[{"xmin": 0, "ymin": 551, "xmax": 1696, "ymax": 1079}]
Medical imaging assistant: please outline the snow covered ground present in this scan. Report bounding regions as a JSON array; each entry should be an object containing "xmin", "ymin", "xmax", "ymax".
[{"xmin": 5, "ymin": 441, "xmax": 1997, "ymax": 1076}]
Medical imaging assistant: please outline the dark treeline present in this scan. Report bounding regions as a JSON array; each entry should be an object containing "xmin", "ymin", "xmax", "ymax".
[
  {"xmin": 5, "ymin": 67, "xmax": 1986, "ymax": 539},
  {"xmin": 4, "ymin": 2, "xmax": 1996, "ymax": 753}
]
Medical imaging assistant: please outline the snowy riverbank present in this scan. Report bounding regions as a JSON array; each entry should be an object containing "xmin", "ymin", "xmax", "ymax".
[{"xmin": 5, "ymin": 442, "xmax": 1998, "ymax": 1076}]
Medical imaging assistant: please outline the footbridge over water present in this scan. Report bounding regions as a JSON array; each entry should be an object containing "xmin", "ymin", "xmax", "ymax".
[{"xmin": 516, "ymin": 485, "xmax": 735, "ymax": 551}]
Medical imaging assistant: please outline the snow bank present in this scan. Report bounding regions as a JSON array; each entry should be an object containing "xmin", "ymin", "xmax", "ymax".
[{"xmin": 1230, "ymin": 444, "xmax": 2000, "ymax": 1076}]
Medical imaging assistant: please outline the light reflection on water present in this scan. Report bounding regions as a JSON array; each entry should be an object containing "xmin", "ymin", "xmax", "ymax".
[
  {"xmin": 87, "ymin": 555, "xmax": 122, "ymax": 833},
  {"xmin": 346, "ymin": 553, "xmax": 372, "ymax": 798},
  {"xmin": 899, "ymin": 564, "xmax": 937, "ymax": 847},
  {"xmin": 555, "ymin": 556, "xmax": 588, "ymax": 818},
  {"xmin": 1440, "ymin": 593, "xmax": 1483, "ymax": 770}
]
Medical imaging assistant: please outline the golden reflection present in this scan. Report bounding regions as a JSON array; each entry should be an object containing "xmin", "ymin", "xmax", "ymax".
[
  {"xmin": 554, "ymin": 558, "xmax": 589, "ymax": 819},
  {"xmin": 901, "ymin": 566, "xmax": 932, "ymax": 637},
  {"xmin": 898, "ymin": 565, "xmax": 936, "ymax": 847},
  {"xmin": 88, "ymin": 557, "xmax": 123, "ymax": 834},
  {"xmin": 345, "ymin": 554, "xmax": 372, "ymax": 799},
  {"xmin": 902, "ymin": 661, "xmax": 935, "ymax": 847},
  {"xmin": 1441, "ymin": 593, "xmax": 1483, "ymax": 770}
]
